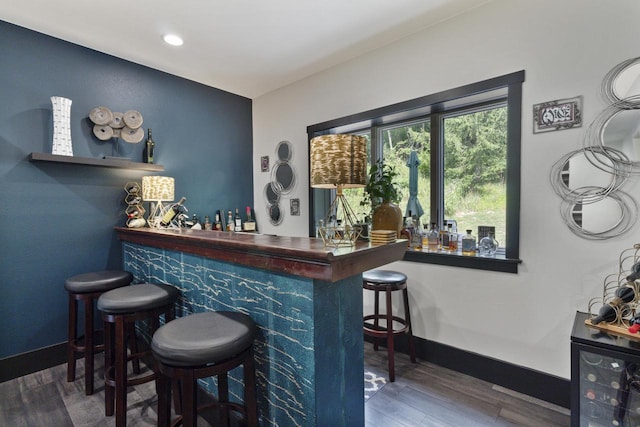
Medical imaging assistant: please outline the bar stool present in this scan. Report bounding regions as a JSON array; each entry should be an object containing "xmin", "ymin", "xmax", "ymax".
[
  {"xmin": 152, "ymin": 311, "xmax": 259, "ymax": 427},
  {"xmin": 363, "ymin": 269, "xmax": 416, "ymax": 382},
  {"xmin": 98, "ymin": 283, "xmax": 180, "ymax": 427},
  {"xmin": 65, "ymin": 270, "xmax": 133, "ymax": 395}
]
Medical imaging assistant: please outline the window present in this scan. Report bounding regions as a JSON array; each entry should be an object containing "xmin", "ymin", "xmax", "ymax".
[{"xmin": 308, "ymin": 71, "xmax": 524, "ymax": 273}]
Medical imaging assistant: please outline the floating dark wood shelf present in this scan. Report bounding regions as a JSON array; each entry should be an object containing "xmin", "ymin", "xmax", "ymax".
[{"xmin": 28, "ymin": 152, "xmax": 164, "ymax": 171}]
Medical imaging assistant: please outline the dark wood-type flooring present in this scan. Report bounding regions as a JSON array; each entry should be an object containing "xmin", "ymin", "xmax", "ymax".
[{"xmin": 0, "ymin": 342, "xmax": 569, "ymax": 426}]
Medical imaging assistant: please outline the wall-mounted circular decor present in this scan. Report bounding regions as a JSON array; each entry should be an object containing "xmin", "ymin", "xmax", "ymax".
[
  {"xmin": 271, "ymin": 161, "xmax": 295, "ymax": 194},
  {"xmin": 264, "ymin": 140, "xmax": 295, "ymax": 226},
  {"xmin": 276, "ymin": 140, "xmax": 292, "ymax": 162},
  {"xmin": 267, "ymin": 202, "xmax": 283, "ymax": 226}
]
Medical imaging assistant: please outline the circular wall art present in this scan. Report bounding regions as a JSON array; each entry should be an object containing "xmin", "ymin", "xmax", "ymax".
[{"xmin": 263, "ymin": 140, "xmax": 295, "ymax": 226}]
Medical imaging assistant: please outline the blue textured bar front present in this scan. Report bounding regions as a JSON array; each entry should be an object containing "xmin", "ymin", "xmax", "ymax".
[{"xmin": 123, "ymin": 242, "xmax": 364, "ymax": 427}]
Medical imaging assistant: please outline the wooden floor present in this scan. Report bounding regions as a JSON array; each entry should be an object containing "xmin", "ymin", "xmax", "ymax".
[{"xmin": 0, "ymin": 343, "xmax": 570, "ymax": 426}]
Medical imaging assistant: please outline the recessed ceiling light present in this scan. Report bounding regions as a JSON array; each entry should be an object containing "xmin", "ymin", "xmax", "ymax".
[{"xmin": 162, "ymin": 34, "xmax": 184, "ymax": 46}]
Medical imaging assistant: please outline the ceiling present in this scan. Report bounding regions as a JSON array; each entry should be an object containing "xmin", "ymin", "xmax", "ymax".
[{"xmin": 1, "ymin": 0, "xmax": 491, "ymax": 99}]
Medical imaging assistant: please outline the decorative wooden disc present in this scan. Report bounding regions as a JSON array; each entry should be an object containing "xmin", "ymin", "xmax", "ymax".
[
  {"xmin": 109, "ymin": 112, "xmax": 125, "ymax": 129},
  {"xmin": 123, "ymin": 110, "xmax": 143, "ymax": 129},
  {"xmin": 121, "ymin": 126, "xmax": 144, "ymax": 143},
  {"xmin": 93, "ymin": 124, "xmax": 114, "ymax": 140},
  {"xmin": 89, "ymin": 106, "xmax": 113, "ymax": 125}
]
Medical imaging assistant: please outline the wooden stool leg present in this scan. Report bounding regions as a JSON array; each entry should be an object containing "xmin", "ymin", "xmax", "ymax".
[
  {"xmin": 84, "ymin": 295, "xmax": 95, "ymax": 395},
  {"xmin": 182, "ymin": 370, "xmax": 198, "ymax": 427},
  {"xmin": 385, "ymin": 288, "xmax": 395, "ymax": 382},
  {"xmin": 67, "ymin": 294, "xmax": 77, "ymax": 382},
  {"xmin": 172, "ymin": 379, "xmax": 183, "ymax": 416},
  {"xmin": 373, "ymin": 288, "xmax": 380, "ymax": 351},
  {"xmin": 156, "ymin": 370, "xmax": 171, "ymax": 427},
  {"xmin": 219, "ymin": 372, "xmax": 230, "ymax": 426},
  {"xmin": 244, "ymin": 348, "xmax": 259, "ymax": 427},
  {"xmin": 115, "ymin": 317, "xmax": 128, "ymax": 427},
  {"xmin": 104, "ymin": 318, "xmax": 115, "ymax": 416},
  {"xmin": 127, "ymin": 322, "xmax": 140, "ymax": 375},
  {"xmin": 403, "ymin": 287, "xmax": 417, "ymax": 363}
]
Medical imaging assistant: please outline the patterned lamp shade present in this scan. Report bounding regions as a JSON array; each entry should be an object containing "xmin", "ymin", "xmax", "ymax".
[
  {"xmin": 142, "ymin": 176, "xmax": 175, "ymax": 202},
  {"xmin": 310, "ymin": 134, "xmax": 367, "ymax": 189}
]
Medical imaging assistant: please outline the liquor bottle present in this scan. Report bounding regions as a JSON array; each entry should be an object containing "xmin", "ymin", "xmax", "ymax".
[
  {"xmin": 427, "ymin": 223, "xmax": 439, "ymax": 252},
  {"xmin": 244, "ymin": 206, "xmax": 256, "ymax": 231},
  {"xmin": 160, "ymin": 196, "xmax": 186, "ymax": 227},
  {"xmin": 478, "ymin": 232, "xmax": 499, "ymax": 257},
  {"xmin": 448, "ymin": 225, "xmax": 458, "ymax": 251},
  {"xmin": 203, "ymin": 215, "xmax": 212, "ymax": 230},
  {"xmin": 439, "ymin": 225, "xmax": 449, "ymax": 250},
  {"xmin": 145, "ymin": 128, "xmax": 154, "ymax": 164},
  {"xmin": 410, "ymin": 216, "xmax": 422, "ymax": 250},
  {"xmin": 405, "ymin": 214, "xmax": 416, "ymax": 248},
  {"xmin": 461, "ymin": 230, "xmax": 476, "ymax": 255},
  {"xmin": 226, "ymin": 210, "xmax": 233, "ymax": 231},
  {"xmin": 234, "ymin": 208, "xmax": 242, "ymax": 232},
  {"xmin": 214, "ymin": 212, "xmax": 222, "ymax": 230}
]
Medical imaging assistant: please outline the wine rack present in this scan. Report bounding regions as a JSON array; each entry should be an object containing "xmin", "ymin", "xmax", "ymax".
[{"xmin": 572, "ymin": 311, "xmax": 640, "ymax": 427}]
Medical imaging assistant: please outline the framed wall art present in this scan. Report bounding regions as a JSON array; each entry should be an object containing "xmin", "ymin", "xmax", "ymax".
[{"xmin": 533, "ymin": 96, "xmax": 582, "ymax": 133}]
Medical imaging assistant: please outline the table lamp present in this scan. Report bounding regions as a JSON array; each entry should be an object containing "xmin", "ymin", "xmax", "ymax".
[
  {"xmin": 310, "ymin": 134, "xmax": 367, "ymax": 247},
  {"xmin": 142, "ymin": 176, "xmax": 175, "ymax": 227}
]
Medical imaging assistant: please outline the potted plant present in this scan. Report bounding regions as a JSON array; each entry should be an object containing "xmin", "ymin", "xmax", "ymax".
[{"xmin": 361, "ymin": 160, "xmax": 403, "ymax": 235}]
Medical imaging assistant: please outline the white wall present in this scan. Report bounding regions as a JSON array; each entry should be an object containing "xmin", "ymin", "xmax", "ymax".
[{"xmin": 252, "ymin": 0, "xmax": 640, "ymax": 379}]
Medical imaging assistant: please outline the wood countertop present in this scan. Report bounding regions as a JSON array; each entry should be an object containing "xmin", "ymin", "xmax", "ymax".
[{"xmin": 115, "ymin": 227, "xmax": 407, "ymax": 282}]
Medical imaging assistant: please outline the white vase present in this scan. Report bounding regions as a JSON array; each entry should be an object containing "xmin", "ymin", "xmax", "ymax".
[{"xmin": 50, "ymin": 96, "xmax": 73, "ymax": 156}]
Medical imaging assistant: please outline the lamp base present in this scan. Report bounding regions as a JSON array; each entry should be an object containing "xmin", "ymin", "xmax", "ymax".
[
  {"xmin": 147, "ymin": 201, "xmax": 170, "ymax": 228},
  {"xmin": 318, "ymin": 224, "xmax": 363, "ymax": 247},
  {"xmin": 317, "ymin": 186, "xmax": 363, "ymax": 247}
]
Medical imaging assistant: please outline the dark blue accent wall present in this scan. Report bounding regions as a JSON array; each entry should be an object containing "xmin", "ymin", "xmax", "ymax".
[{"xmin": 0, "ymin": 21, "xmax": 253, "ymax": 359}]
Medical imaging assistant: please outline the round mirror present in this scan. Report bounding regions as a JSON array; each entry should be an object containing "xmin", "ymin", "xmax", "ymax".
[
  {"xmin": 562, "ymin": 190, "xmax": 638, "ymax": 239},
  {"xmin": 267, "ymin": 202, "xmax": 283, "ymax": 225},
  {"xmin": 550, "ymin": 148, "xmax": 625, "ymax": 203},
  {"xmin": 264, "ymin": 182, "xmax": 280, "ymax": 204},
  {"xmin": 601, "ymin": 108, "xmax": 640, "ymax": 161},
  {"xmin": 276, "ymin": 140, "xmax": 292, "ymax": 162},
  {"xmin": 602, "ymin": 57, "xmax": 640, "ymax": 104},
  {"xmin": 271, "ymin": 161, "xmax": 295, "ymax": 194}
]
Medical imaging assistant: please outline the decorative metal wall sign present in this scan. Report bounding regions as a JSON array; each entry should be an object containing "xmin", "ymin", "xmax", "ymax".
[{"xmin": 533, "ymin": 96, "xmax": 582, "ymax": 133}]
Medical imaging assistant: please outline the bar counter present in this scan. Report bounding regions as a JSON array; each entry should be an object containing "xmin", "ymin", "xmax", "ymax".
[{"xmin": 115, "ymin": 227, "xmax": 406, "ymax": 427}]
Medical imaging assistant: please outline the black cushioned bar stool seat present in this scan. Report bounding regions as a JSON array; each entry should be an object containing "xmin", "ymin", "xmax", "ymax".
[
  {"xmin": 98, "ymin": 283, "xmax": 180, "ymax": 427},
  {"xmin": 152, "ymin": 311, "xmax": 259, "ymax": 427},
  {"xmin": 65, "ymin": 270, "xmax": 133, "ymax": 395},
  {"xmin": 363, "ymin": 269, "xmax": 416, "ymax": 382}
]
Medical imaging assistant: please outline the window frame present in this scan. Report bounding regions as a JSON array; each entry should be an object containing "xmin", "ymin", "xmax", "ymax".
[{"xmin": 307, "ymin": 71, "xmax": 524, "ymax": 273}]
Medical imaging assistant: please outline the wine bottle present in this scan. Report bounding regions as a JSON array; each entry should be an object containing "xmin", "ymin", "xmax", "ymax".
[
  {"xmin": 610, "ymin": 286, "xmax": 635, "ymax": 306},
  {"xmin": 234, "ymin": 208, "xmax": 242, "ymax": 232},
  {"xmin": 145, "ymin": 128, "xmax": 154, "ymax": 164},
  {"xmin": 591, "ymin": 304, "xmax": 617, "ymax": 325},
  {"xmin": 160, "ymin": 196, "xmax": 186, "ymax": 227}
]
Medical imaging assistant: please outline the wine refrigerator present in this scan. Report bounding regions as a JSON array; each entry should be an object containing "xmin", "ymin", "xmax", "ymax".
[{"xmin": 572, "ymin": 311, "xmax": 640, "ymax": 427}]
